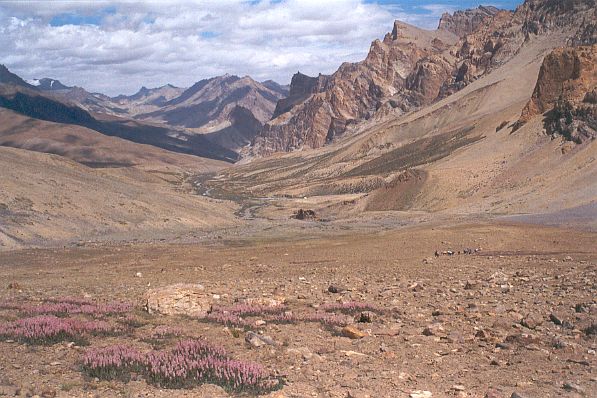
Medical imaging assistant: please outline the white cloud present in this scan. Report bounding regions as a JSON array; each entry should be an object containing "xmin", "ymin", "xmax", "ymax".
[{"xmin": 0, "ymin": 0, "xmax": 456, "ymax": 95}]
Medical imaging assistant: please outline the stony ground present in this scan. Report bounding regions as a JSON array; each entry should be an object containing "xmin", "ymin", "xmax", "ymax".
[{"xmin": 0, "ymin": 222, "xmax": 595, "ymax": 398}]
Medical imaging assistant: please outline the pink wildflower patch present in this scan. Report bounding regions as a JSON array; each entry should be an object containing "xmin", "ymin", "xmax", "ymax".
[
  {"xmin": 0, "ymin": 315, "xmax": 115, "ymax": 345},
  {"xmin": 83, "ymin": 339, "xmax": 283, "ymax": 392}
]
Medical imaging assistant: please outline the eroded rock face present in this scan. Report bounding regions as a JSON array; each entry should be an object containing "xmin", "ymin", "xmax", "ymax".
[
  {"xmin": 250, "ymin": 21, "xmax": 456, "ymax": 156},
  {"xmin": 438, "ymin": 6, "xmax": 500, "ymax": 38},
  {"xmin": 517, "ymin": 45, "xmax": 597, "ymax": 143},
  {"xmin": 248, "ymin": 0, "xmax": 597, "ymax": 158},
  {"xmin": 144, "ymin": 283, "xmax": 212, "ymax": 317},
  {"xmin": 519, "ymin": 0, "xmax": 597, "ymax": 45}
]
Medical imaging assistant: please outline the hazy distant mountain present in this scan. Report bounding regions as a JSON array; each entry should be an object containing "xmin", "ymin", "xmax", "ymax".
[
  {"xmin": 111, "ymin": 84, "xmax": 187, "ymax": 115},
  {"xmin": 8, "ymin": 70, "xmax": 288, "ymax": 155},
  {"xmin": 0, "ymin": 68, "xmax": 237, "ymax": 162},
  {"xmin": 27, "ymin": 77, "xmax": 71, "ymax": 91},
  {"xmin": 261, "ymin": 80, "xmax": 290, "ymax": 97},
  {"xmin": 136, "ymin": 74, "xmax": 287, "ymax": 152}
]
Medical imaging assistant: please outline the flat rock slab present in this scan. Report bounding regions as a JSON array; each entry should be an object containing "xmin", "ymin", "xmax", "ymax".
[{"xmin": 144, "ymin": 283, "xmax": 211, "ymax": 317}]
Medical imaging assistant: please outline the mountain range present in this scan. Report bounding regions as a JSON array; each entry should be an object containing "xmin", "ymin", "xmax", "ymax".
[
  {"xmin": 0, "ymin": 65, "xmax": 290, "ymax": 161},
  {"xmin": 1, "ymin": 2, "xmax": 596, "ymax": 396},
  {"xmin": 0, "ymin": 0, "xmax": 595, "ymax": 248}
]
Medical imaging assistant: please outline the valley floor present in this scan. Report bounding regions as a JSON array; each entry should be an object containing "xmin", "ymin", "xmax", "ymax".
[{"xmin": 0, "ymin": 222, "xmax": 595, "ymax": 397}]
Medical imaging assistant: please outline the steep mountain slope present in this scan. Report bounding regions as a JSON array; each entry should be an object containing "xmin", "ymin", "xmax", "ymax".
[
  {"xmin": 0, "ymin": 108, "xmax": 227, "ymax": 172},
  {"xmin": 205, "ymin": 0, "xmax": 596, "ymax": 224},
  {"xmin": 0, "ymin": 64, "xmax": 38, "ymax": 90},
  {"xmin": 0, "ymin": 81, "xmax": 237, "ymax": 162},
  {"xmin": 248, "ymin": 0, "xmax": 596, "ymax": 157},
  {"xmin": 247, "ymin": 15, "xmax": 481, "ymax": 156},
  {"xmin": 137, "ymin": 74, "xmax": 286, "ymax": 152}
]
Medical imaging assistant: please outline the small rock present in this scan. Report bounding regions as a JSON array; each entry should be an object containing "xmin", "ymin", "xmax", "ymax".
[
  {"xmin": 255, "ymin": 320, "xmax": 266, "ymax": 326},
  {"xmin": 464, "ymin": 280, "xmax": 478, "ymax": 290},
  {"xmin": 135, "ymin": 272, "xmax": 143, "ymax": 278},
  {"xmin": 240, "ymin": 296, "xmax": 286, "ymax": 307},
  {"xmin": 475, "ymin": 329, "xmax": 489, "ymax": 341},
  {"xmin": 328, "ymin": 284, "xmax": 346, "ymax": 294},
  {"xmin": 410, "ymin": 391, "xmax": 432, "ymax": 398},
  {"xmin": 484, "ymin": 389, "xmax": 502, "ymax": 398},
  {"xmin": 357, "ymin": 311, "xmax": 375, "ymax": 323},
  {"xmin": 423, "ymin": 323, "xmax": 444, "ymax": 336},
  {"xmin": 452, "ymin": 385, "xmax": 465, "ymax": 391},
  {"xmin": 342, "ymin": 325, "xmax": 367, "ymax": 339},
  {"xmin": 340, "ymin": 350, "xmax": 367, "ymax": 357},
  {"xmin": 446, "ymin": 330, "xmax": 464, "ymax": 343},
  {"xmin": 575, "ymin": 303, "xmax": 588, "ymax": 313},
  {"xmin": 144, "ymin": 283, "xmax": 211, "ymax": 317},
  {"xmin": 499, "ymin": 284, "xmax": 511, "ymax": 293},
  {"xmin": 422, "ymin": 257, "xmax": 433, "ymax": 264},
  {"xmin": 347, "ymin": 390, "xmax": 372, "ymax": 398},
  {"xmin": 510, "ymin": 393, "xmax": 527, "ymax": 398},
  {"xmin": 287, "ymin": 347, "xmax": 314, "ymax": 361},
  {"xmin": 563, "ymin": 382, "xmax": 584, "ymax": 394},
  {"xmin": 409, "ymin": 282, "xmax": 424, "ymax": 292},
  {"xmin": 521, "ymin": 313, "xmax": 543, "ymax": 329},
  {"xmin": 549, "ymin": 312, "xmax": 572, "ymax": 328},
  {"xmin": 245, "ymin": 331, "xmax": 275, "ymax": 347}
]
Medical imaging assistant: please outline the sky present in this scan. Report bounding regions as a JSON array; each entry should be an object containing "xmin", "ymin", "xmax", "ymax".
[{"xmin": 0, "ymin": 0, "xmax": 521, "ymax": 96}]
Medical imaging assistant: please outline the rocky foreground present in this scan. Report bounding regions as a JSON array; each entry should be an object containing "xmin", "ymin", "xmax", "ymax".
[{"xmin": 0, "ymin": 223, "xmax": 595, "ymax": 397}]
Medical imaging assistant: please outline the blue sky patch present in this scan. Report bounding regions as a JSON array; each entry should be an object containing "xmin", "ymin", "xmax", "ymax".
[
  {"xmin": 49, "ymin": 6, "xmax": 116, "ymax": 27},
  {"xmin": 200, "ymin": 31, "xmax": 219, "ymax": 39}
]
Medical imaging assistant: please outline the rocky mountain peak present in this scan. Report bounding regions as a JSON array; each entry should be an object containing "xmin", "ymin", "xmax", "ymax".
[
  {"xmin": 438, "ymin": 5, "xmax": 500, "ymax": 37},
  {"xmin": 0, "ymin": 65, "xmax": 36, "ymax": 89},
  {"xmin": 32, "ymin": 78, "xmax": 71, "ymax": 91}
]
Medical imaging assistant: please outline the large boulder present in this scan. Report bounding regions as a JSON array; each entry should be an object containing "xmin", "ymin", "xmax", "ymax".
[{"xmin": 144, "ymin": 283, "xmax": 212, "ymax": 317}]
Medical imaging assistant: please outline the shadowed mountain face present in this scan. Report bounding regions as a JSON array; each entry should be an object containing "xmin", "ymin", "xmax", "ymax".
[
  {"xmin": 0, "ymin": 65, "xmax": 290, "ymax": 158},
  {"xmin": 21, "ymin": 73, "xmax": 287, "ymax": 156},
  {"xmin": 138, "ymin": 75, "xmax": 286, "ymax": 127},
  {"xmin": 27, "ymin": 78, "xmax": 71, "ymax": 91},
  {"xmin": 0, "ymin": 65, "xmax": 38, "ymax": 90},
  {"xmin": 0, "ymin": 85, "xmax": 238, "ymax": 162},
  {"xmin": 134, "ymin": 74, "xmax": 287, "ymax": 152}
]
